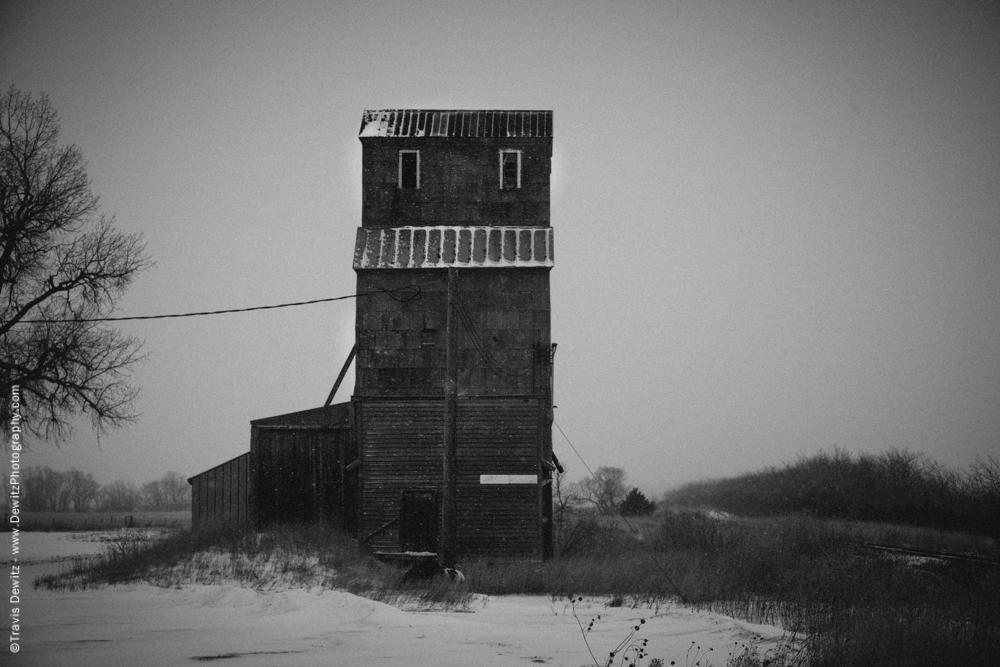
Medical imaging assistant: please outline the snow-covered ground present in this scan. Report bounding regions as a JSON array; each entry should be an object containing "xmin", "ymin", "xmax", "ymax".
[
  {"xmin": 6, "ymin": 532, "xmax": 792, "ymax": 666},
  {"xmin": 5, "ymin": 530, "xmax": 115, "ymax": 563}
]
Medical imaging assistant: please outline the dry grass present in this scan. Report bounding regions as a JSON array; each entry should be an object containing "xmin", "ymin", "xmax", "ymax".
[
  {"xmin": 824, "ymin": 518, "xmax": 999, "ymax": 557},
  {"xmin": 466, "ymin": 511, "xmax": 999, "ymax": 667},
  {"xmin": 34, "ymin": 522, "xmax": 473, "ymax": 610}
]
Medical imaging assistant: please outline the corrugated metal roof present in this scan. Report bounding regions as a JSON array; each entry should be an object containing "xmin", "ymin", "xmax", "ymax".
[
  {"xmin": 354, "ymin": 226, "xmax": 554, "ymax": 269},
  {"xmin": 359, "ymin": 110, "xmax": 552, "ymax": 138}
]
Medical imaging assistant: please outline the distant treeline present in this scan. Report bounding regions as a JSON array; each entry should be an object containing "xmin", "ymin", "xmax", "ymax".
[
  {"xmin": 662, "ymin": 448, "xmax": 1000, "ymax": 538},
  {"xmin": 9, "ymin": 467, "xmax": 191, "ymax": 513}
]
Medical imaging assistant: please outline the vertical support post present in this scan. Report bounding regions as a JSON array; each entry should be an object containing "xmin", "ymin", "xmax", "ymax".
[
  {"xmin": 545, "ymin": 343, "xmax": 557, "ymax": 559},
  {"xmin": 441, "ymin": 268, "xmax": 459, "ymax": 566},
  {"xmin": 248, "ymin": 425, "xmax": 258, "ymax": 529},
  {"xmin": 348, "ymin": 400, "xmax": 360, "ymax": 538},
  {"xmin": 338, "ymin": 435, "xmax": 346, "ymax": 532}
]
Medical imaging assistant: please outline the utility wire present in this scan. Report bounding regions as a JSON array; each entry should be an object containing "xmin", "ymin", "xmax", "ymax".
[
  {"xmin": 554, "ymin": 419, "xmax": 596, "ymax": 479},
  {"xmin": 20, "ymin": 284, "xmax": 424, "ymax": 324},
  {"xmin": 457, "ymin": 304, "xmax": 536, "ymax": 379},
  {"xmin": 553, "ymin": 417, "xmax": 688, "ymax": 603}
]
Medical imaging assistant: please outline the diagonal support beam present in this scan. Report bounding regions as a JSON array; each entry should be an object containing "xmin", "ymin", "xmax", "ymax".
[{"xmin": 325, "ymin": 344, "xmax": 357, "ymax": 406}]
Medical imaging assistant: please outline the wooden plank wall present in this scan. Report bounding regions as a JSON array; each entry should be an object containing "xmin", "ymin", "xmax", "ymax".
[
  {"xmin": 355, "ymin": 268, "xmax": 551, "ymax": 399},
  {"xmin": 456, "ymin": 398, "xmax": 542, "ymax": 557},
  {"xmin": 358, "ymin": 397, "xmax": 546, "ymax": 557},
  {"xmin": 190, "ymin": 452, "xmax": 250, "ymax": 528},
  {"xmin": 456, "ymin": 270, "xmax": 551, "ymax": 397},
  {"xmin": 360, "ymin": 136, "xmax": 552, "ymax": 227},
  {"xmin": 247, "ymin": 404, "xmax": 353, "ymax": 530},
  {"xmin": 359, "ymin": 399, "xmax": 443, "ymax": 552},
  {"xmin": 355, "ymin": 270, "xmax": 446, "ymax": 398},
  {"xmin": 254, "ymin": 427, "xmax": 349, "ymax": 527}
]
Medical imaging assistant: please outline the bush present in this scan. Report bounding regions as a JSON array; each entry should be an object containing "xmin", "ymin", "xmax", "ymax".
[
  {"xmin": 620, "ymin": 488, "xmax": 656, "ymax": 516},
  {"xmin": 661, "ymin": 448, "xmax": 998, "ymax": 537}
]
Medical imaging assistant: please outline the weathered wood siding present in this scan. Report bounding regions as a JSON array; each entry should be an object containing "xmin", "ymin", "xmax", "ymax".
[
  {"xmin": 355, "ymin": 268, "xmax": 551, "ymax": 399},
  {"xmin": 357, "ymin": 397, "xmax": 547, "ymax": 557},
  {"xmin": 360, "ymin": 137, "xmax": 552, "ymax": 227},
  {"xmin": 355, "ymin": 270, "xmax": 446, "ymax": 398},
  {"xmin": 253, "ymin": 426, "xmax": 351, "ymax": 527},
  {"xmin": 456, "ymin": 398, "xmax": 544, "ymax": 557},
  {"xmin": 250, "ymin": 403, "xmax": 355, "ymax": 529},
  {"xmin": 190, "ymin": 405, "xmax": 357, "ymax": 532},
  {"xmin": 358, "ymin": 399, "xmax": 442, "ymax": 551},
  {"xmin": 189, "ymin": 452, "xmax": 250, "ymax": 528}
]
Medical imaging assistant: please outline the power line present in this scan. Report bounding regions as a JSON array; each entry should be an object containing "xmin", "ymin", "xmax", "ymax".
[
  {"xmin": 19, "ymin": 284, "xmax": 424, "ymax": 324},
  {"xmin": 553, "ymin": 417, "xmax": 688, "ymax": 603},
  {"xmin": 554, "ymin": 419, "xmax": 596, "ymax": 479}
]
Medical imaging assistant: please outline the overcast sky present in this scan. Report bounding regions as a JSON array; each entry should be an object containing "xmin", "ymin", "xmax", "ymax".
[{"xmin": 2, "ymin": 0, "xmax": 998, "ymax": 497}]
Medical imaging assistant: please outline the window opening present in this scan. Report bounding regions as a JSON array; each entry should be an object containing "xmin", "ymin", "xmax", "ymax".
[
  {"xmin": 500, "ymin": 150, "xmax": 521, "ymax": 189},
  {"xmin": 399, "ymin": 151, "xmax": 419, "ymax": 189}
]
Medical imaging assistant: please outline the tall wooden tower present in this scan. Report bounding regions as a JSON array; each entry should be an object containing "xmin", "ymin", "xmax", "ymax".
[{"xmin": 352, "ymin": 110, "xmax": 555, "ymax": 560}]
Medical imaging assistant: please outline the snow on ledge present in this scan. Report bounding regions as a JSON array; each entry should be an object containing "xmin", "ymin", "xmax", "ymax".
[{"xmin": 354, "ymin": 226, "xmax": 554, "ymax": 270}]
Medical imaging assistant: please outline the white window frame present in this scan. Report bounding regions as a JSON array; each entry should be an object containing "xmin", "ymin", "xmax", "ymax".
[
  {"xmin": 499, "ymin": 149, "xmax": 521, "ymax": 190},
  {"xmin": 399, "ymin": 150, "xmax": 420, "ymax": 189}
]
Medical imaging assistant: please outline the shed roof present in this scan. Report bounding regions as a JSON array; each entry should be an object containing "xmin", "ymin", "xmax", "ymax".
[{"xmin": 359, "ymin": 110, "xmax": 552, "ymax": 138}]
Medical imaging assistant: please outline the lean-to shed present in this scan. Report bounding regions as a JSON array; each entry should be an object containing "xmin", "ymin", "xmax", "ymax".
[{"xmin": 190, "ymin": 404, "xmax": 355, "ymax": 530}]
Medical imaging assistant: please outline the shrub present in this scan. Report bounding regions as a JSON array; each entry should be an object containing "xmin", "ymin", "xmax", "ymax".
[
  {"xmin": 661, "ymin": 448, "xmax": 998, "ymax": 537},
  {"xmin": 620, "ymin": 488, "xmax": 656, "ymax": 516}
]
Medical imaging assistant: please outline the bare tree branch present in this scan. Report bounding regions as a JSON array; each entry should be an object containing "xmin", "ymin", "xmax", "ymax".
[
  {"xmin": 576, "ymin": 466, "xmax": 628, "ymax": 514},
  {"xmin": 1, "ymin": 86, "xmax": 152, "ymax": 440}
]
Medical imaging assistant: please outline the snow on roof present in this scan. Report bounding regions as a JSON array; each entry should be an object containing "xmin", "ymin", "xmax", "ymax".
[
  {"xmin": 354, "ymin": 226, "xmax": 554, "ymax": 269},
  {"xmin": 359, "ymin": 110, "xmax": 552, "ymax": 138}
]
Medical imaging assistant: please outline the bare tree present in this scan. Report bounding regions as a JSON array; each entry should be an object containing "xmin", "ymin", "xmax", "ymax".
[
  {"xmin": 159, "ymin": 471, "xmax": 190, "ymax": 509},
  {"xmin": 967, "ymin": 456, "xmax": 1000, "ymax": 539},
  {"xmin": 552, "ymin": 464, "xmax": 580, "ymax": 552},
  {"xmin": 98, "ymin": 480, "xmax": 141, "ymax": 512},
  {"xmin": 1, "ymin": 86, "xmax": 151, "ymax": 440},
  {"xmin": 54, "ymin": 472, "xmax": 73, "ymax": 512},
  {"xmin": 67, "ymin": 469, "xmax": 100, "ymax": 511},
  {"xmin": 968, "ymin": 456, "xmax": 1000, "ymax": 497},
  {"xmin": 576, "ymin": 466, "xmax": 628, "ymax": 514},
  {"xmin": 141, "ymin": 479, "xmax": 166, "ymax": 510},
  {"xmin": 21, "ymin": 466, "xmax": 65, "ymax": 511}
]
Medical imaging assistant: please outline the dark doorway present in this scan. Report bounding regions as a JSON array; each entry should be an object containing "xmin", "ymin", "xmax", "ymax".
[{"xmin": 399, "ymin": 491, "xmax": 439, "ymax": 552}]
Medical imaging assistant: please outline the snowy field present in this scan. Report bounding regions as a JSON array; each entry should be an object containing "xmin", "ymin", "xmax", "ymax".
[{"xmin": 5, "ymin": 532, "xmax": 791, "ymax": 667}]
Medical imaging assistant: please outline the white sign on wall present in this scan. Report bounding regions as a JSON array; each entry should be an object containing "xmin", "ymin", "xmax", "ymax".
[{"xmin": 479, "ymin": 474, "xmax": 538, "ymax": 485}]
